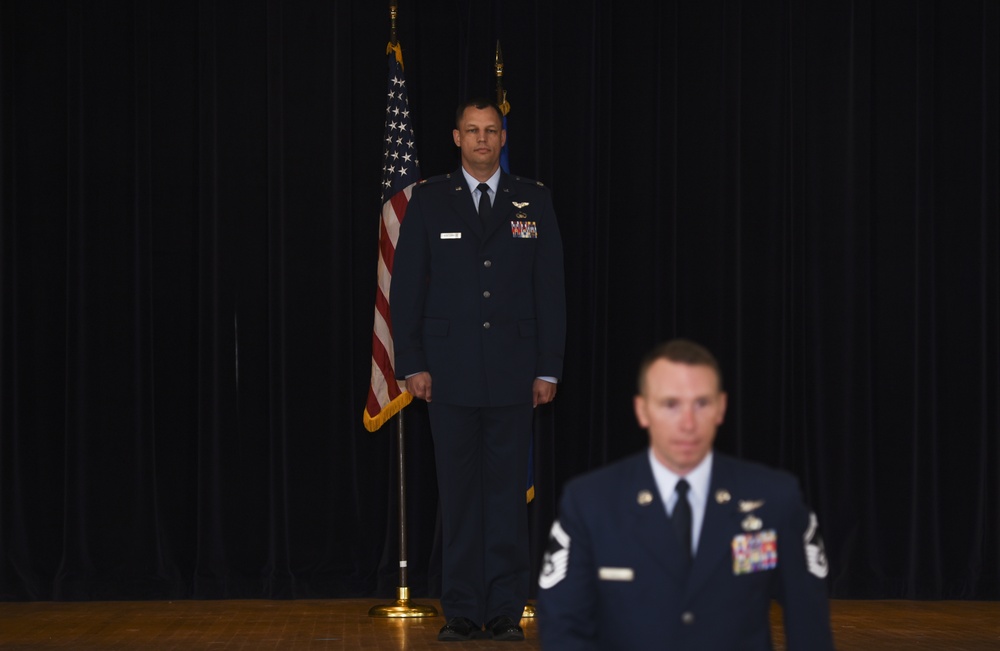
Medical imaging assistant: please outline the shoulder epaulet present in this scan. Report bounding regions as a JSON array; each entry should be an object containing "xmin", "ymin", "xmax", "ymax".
[
  {"xmin": 417, "ymin": 173, "xmax": 451, "ymax": 186},
  {"xmin": 510, "ymin": 175, "xmax": 546, "ymax": 189}
]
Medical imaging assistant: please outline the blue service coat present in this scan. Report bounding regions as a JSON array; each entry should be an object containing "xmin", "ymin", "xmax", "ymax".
[
  {"xmin": 392, "ymin": 169, "xmax": 566, "ymax": 406},
  {"xmin": 537, "ymin": 452, "xmax": 834, "ymax": 650}
]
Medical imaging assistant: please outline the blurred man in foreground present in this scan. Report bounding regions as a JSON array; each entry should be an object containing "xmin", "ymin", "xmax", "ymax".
[{"xmin": 537, "ymin": 339, "xmax": 833, "ymax": 650}]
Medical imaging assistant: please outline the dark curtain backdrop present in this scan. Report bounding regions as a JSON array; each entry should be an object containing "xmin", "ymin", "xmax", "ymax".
[{"xmin": 1, "ymin": 0, "xmax": 997, "ymax": 601}]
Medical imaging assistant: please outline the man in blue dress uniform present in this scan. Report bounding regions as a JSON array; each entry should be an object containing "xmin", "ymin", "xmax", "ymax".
[
  {"xmin": 537, "ymin": 340, "xmax": 833, "ymax": 650},
  {"xmin": 392, "ymin": 99, "xmax": 566, "ymax": 641}
]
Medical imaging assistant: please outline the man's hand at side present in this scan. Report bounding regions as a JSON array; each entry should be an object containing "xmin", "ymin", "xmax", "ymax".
[
  {"xmin": 406, "ymin": 372, "xmax": 433, "ymax": 402},
  {"xmin": 533, "ymin": 378, "xmax": 557, "ymax": 408}
]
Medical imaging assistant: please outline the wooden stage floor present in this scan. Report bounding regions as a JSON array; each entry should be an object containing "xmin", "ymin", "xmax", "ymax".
[{"xmin": 1, "ymin": 598, "xmax": 998, "ymax": 649}]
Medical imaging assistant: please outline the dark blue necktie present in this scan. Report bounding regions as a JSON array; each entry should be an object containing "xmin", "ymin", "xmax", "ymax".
[
  {"xmin": 673, "ymin": 479, "xmax": 692, "ymax": 562},
  {"xmin": 477, "ymin": 182, "xmax": 492, "ymax": 221}
]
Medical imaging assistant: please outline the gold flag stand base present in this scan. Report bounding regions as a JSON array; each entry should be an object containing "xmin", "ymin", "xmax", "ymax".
[
  {"xmin": 368, "ymin": 587, "xmax": 439, "ymax": 618},
  {"xmin": 522, "ymin": 602, "xmax": 536, "ymax": 618}
]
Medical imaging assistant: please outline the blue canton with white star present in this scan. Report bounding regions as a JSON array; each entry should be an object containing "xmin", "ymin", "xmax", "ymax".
[{"xmin": 381, "ymin": 55, "xmax": 420, "ymax": 203}]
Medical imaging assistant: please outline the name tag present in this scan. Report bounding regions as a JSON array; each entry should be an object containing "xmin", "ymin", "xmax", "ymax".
[
  {"xmin": 598, "ymin": 567, "xmax": 634, "ymax": 582},
  {"xmin": 732, "ymin": 530, "xmax": 778, "ymax": 575},
  {"xmin": 440, "ymin": 232, "xmax": 462, "ymax": 239}
]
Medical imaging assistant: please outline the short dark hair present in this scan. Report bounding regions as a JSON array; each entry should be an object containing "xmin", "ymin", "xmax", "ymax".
[
  {"xmin": 636, "ymin": 339, "xmax": 724, "ymax": 394},
  {"xmin": 455, "ymin": 98, "xmax": 505, "ymax": 127}
]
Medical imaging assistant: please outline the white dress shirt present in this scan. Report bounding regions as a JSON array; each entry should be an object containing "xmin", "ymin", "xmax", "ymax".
[
  {"xmin": 648, "ymin": 449, "xmax": 713, "ymax": 555},
  {"xmin": 461, "ymin": 167, "xmax": 500, "ymax": 211}
]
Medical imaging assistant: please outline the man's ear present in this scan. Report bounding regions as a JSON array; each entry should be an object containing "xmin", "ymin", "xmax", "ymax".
[
  {"xmin": 634, "ymin": 395, "xmax": 649, "ymax": 428},
  {"xmin": 716, "ymin": 392, "xmax": 728, "ymax": 426}
]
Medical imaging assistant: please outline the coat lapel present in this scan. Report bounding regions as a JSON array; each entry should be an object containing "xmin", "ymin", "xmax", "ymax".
[
  {"xmin": 447, "ymin": 170, "xmax": 484, "ymax": 239},
  {"xmin": 686, "ymin": 456, "xmax": 742, "ymax": 598},
  {"xmin": 627, "ymin": 456, "xmax": 691, "ymax": 581},
  {"xmin": 482, "ymin": 174, "xmax": 515, "ymax": 242}
]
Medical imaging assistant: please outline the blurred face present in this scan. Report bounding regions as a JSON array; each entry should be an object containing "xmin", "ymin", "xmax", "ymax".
[
  {"xmin": 634, "ymin": 359, "xmax": 727, "ymax": 475},
  {"xmin": 453, "ymin": 106, "xmax": 506, "ymax": 179}
]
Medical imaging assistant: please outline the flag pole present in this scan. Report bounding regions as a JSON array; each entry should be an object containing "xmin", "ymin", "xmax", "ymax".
[
  {"xmin": 495, "ymin": 41, "xmax": 507, "ymax": 112},
  {"xmin": 496, "ymin": 39, "xmax": 536, "ymax": 620},
  {"xmin": 495, "ymin": 41, "xmax": 511, "ymax": 174},
  {"xmin": 369, "ymin": 412, "xmax": 436, "ymax": 617},
  {"xmin": 369, "ymin": 0, "xmax": 436, "ymax": 619}
]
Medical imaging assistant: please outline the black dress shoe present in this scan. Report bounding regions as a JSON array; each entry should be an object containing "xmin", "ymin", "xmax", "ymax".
[
  {"xmin": 438, "ymin": 616, "xmax": 481, "ymax": 641},
  {"xmin": 486, "ymin": 615, "xmax": 525, "ymax": 641}
]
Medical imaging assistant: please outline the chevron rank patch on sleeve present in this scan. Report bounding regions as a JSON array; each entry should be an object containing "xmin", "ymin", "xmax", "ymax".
[
  {"xmin": 803, "ymin": 512, "xmax": 830, "ymax": 579},
  {"xmin": 539, "ymin": 520, "xmax": 571, "ymax": 589}
]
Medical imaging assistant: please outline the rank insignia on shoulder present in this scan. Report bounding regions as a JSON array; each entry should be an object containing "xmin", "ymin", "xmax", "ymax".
[
  {"xmin": 417, "ymin": 174, "xmax": 448, "ymax": 186},
  {"xmin": 512, "ymin": 176, "xmax": 545, "ymax": 188}
]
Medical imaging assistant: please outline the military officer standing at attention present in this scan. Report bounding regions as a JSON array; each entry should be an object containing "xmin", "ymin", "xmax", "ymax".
[
  {"xmin": 537, "ymin": 339, "xmax": 833, "ymax": 650},
  {"xmin": 392, "ymin": 98, "xmax": 566, "ymax": 641}
]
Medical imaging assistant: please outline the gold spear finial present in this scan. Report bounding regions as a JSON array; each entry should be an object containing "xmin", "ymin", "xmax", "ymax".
[
  {"xmin": 495, "ymin": 41, "xmax": 510, "ymax": 116},
  {"xmin": 387, "ymin": 1, "xmax": 403, "ymax": 66},
  {"xmin": 389, "ymin": 1, "xmax": 398, "ymax": 46}
]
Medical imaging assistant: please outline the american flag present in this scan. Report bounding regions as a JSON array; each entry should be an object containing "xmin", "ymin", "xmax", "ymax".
[{"xmin": 363, "ymin": 43, "xmax": 420, "ymax": 432}]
